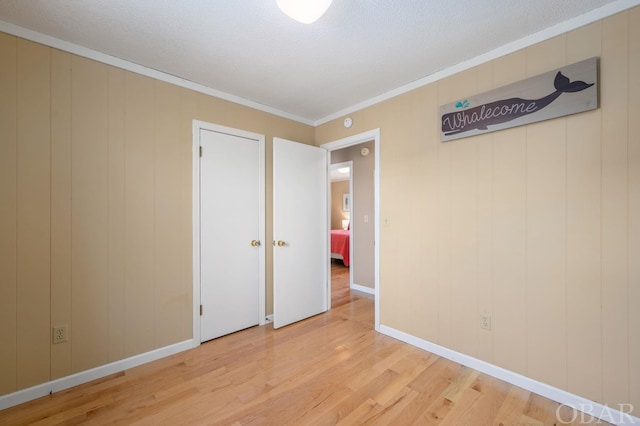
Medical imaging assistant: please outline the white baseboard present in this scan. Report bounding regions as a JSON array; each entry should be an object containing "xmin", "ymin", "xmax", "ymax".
[
  {"xmin": 0, "ymin": 339, "xmax": 193, "ymax": 411},
  {"xmin": 378, "ymin": 325, "xmax": 639, "ymax": 426},
  {"xmin": 350, "ymin": 283, "xmax": 375, "ymax": 295}
]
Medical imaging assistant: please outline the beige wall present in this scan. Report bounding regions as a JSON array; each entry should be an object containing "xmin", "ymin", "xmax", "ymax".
[
  {"xmin": 316, "ymin": 8, "xmax": 639, "ymax": 414},
  {"xmin": 332, "ymin": 143, "xmax": 375, "ymax": 289},
  {"xmin": 0, "ymin": 33, "xmax": 313, "ymax": 396},
  {"xmin": 331, "ymin": 180, "xmax": 349, "ymax": 230}
]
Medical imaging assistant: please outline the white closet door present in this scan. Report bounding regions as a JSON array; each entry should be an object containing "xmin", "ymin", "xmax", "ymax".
[
  {"xmin": 273, "ymin": 137, "xmax": 328, "ymax": 329},
  {"xmin": 200, "ymin": 129, "xmax": 261, "ymax": 342}
]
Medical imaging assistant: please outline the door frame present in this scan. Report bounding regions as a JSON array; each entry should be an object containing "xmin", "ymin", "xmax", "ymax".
[
  {"xmin": 192, "ymin": 120, "xmax": 266, "ymax": 347},
  {"xmin": 321, "ymin": 128, "xmax": 380, "ymax": 331},
  {"xmin": 329, "ymin": 160, "xmax": 354, "ymax": 288}
]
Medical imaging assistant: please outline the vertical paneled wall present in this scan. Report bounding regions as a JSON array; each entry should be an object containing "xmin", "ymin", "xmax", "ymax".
[
  {"xmin": 51, "ymin": 49, "xmax": 73, "ymax": 380},
  {"xmin": 600, "ymin": 12, "xmax": 631, "ymax": 407},
  {"xmin": 154, "ymin": 81, "xmax": 185, "ymax": 350},
  {"xmin": 123, "ymin": 72, "xmax": 156, "ymax": 358},
  {"xmin": 71, "ymin": 55, "xmax": 110, "ymax": 373},
  {"xmin": 0, "ymin": 32, "xmax": 313, "ymax": 397},
  {"xmin": 107, "ymin": 66, "xmax": 126, "ymax": 364},
  {"xmin": 315, "ymin": 6, "xmax": 639, "ymax": 415},
  {"xmin": 0, "ymin": 32, "xmax": 18, "ymax": 395},
  {"xmin": 16, "ymin": 39, "xmax": 51, "ymax": 390},
  {"xmin": 629, "ymin": 5, "xmax": 640, "ymax": 411},
  {"xmin": 0, "ymin": 38, "xmax": 190, "ymax": 390}
]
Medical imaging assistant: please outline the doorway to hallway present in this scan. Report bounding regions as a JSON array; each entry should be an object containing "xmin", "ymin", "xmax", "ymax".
[{"xmin": 322, "ymin": 129, "xmax": 380, "ymax": 331}]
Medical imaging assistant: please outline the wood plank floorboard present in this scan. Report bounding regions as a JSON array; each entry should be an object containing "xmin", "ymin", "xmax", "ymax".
[{"xmin": 0, "ymin": 262, "xmax": 606, "ymax": 425}]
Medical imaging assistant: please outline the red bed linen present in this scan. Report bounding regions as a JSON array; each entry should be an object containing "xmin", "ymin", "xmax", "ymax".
[{"xmin": 330, "ymin": 229, "xmax": 350, "ymax": 266}]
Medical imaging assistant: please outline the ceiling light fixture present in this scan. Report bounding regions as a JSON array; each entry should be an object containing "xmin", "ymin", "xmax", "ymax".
[{"xmin": 276, "ymin": 0, "xmax": 333, "ymax": 24}]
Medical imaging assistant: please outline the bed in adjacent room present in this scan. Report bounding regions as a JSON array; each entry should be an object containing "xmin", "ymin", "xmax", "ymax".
[{"xmin": 330, "ymin": 229, "xmax": 350, "ymax": 266}]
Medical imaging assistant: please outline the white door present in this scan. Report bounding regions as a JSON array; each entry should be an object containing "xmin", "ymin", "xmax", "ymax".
[
  {"xmin": 273, "ymin": 138, "xmax": 328, "ymax": 328},
  {"xmin": 200, "ymin": 128, "xmax": 262, "ymax": 342}
]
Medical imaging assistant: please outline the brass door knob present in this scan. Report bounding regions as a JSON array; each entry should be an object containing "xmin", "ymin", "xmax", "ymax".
[
  {"xmin": 276, "ymin": 240, "xmax": 286, "ymax": 247},
  {"xmin": 250, "ymin": 240, "xmax": 261, "ymax": 247}
]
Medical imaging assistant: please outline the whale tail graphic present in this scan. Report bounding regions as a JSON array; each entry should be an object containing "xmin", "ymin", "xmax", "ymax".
[{"xmin": 554, "ymin": 71, "xmax": 594, "ymax": 93}]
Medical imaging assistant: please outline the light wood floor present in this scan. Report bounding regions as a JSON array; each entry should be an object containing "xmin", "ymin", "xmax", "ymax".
[
  {"xmin": 330, "ymin": 260, "xmax": 358, "ymax": 308},
  {"xmin": 0, "ymin": 262, "xmax": 602, "ymax": 425}
]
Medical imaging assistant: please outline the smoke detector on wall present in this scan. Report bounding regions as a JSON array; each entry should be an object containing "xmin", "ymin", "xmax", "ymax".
[{"xmin": 360, "ymin": 147, "xmax": 369, "ymax": 156}]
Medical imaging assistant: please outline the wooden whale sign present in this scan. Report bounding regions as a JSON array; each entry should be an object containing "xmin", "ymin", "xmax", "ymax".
[{"xmin": 440, "ymin": 57, "xmax": 598, "ymax": 142}]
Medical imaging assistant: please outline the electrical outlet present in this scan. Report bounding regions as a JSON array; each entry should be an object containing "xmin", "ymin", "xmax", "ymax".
[
  {"xmin": 480, "ymin": 314, "xmax": 491, "ymax": 331},
  {"xmin": 52, "ymin": 325, "xmax": 68, "ymax": 344}
]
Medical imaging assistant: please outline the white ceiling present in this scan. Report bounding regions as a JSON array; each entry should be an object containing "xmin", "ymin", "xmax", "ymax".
[{"xmin": 0, "ymin": 0, "xmax": 635, "ymax": 124}]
